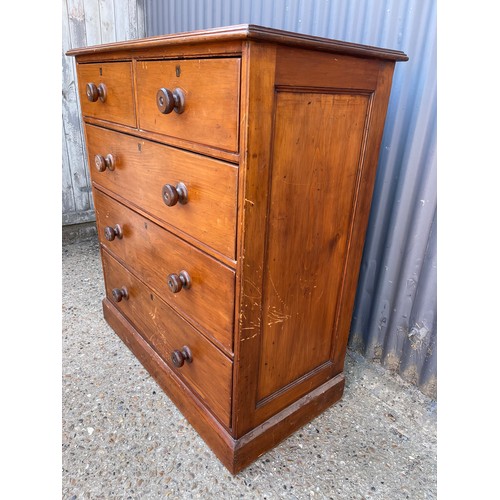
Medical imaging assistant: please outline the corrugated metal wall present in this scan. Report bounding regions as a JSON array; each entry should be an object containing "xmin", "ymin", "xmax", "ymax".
[
  {"xmin": 62, "ymin": 0, "xmax": 146, "ymax": 226},
  {"xmin": 144, "ymin": 0, "xmax": 437, "ymax": 398}
]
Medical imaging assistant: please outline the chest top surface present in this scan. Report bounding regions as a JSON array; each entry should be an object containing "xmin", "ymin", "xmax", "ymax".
[{"xmin": 67, "ymin": 23, "xmax": 408, "ymax": 61}]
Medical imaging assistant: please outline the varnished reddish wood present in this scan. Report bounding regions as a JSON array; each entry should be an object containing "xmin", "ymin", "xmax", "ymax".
[
  {"xmin": 233, "ymin": 43, "xmax": 402, "ymax": 436},
  {"xmin": 331, "ymin": 61, "xmax": 397, "ymax": 372},
  {"xmin": 67, "ymin": 24, "xmax": 407, "ymax": 62},
  {"xmin": 171, "ymin": 346, "xmax": 193, "ymax": 368},
  {"xmin": 85, "ymin": 124, "xmax": 238, "ymax": 259},
  {"xmin": 156, "ymin": 87, "xmax": 186, "ymax": 114},
  {"xmin": 104, "ymin": 224, "xmax": 123, "ymax": 241},
  {"xmin": 101, "ymin": 250, "xmax": 233, "ymax": 427},
  {"xmin": 92, "ymin": 182, "xmax": 237, "ymax": 270},
  {"xmin": 86, "ymin": 82, "xmax": 107, "ymax": 102},
  {"xmin": 94, "ymin": 189, "xmax": 235, "ymax": 354},
  {"xmin": 77, "ymin": 62, "xmax": 136, "ymax": 127},
  {"xmin": 102, "ymin": 297, "xmax": 237, "ymax": 462},
  {"xmin": 275, "ymin": 45, "xmax": 381, "ymax": 90},
  {"xmin": 232, "ymin": 373, "xmax": 345, "ymax": 473},
  {"xmin": 257, "ymin": 91, "xmax": 370, "ymax": 400},
  {"xmin": 71, "ymin": 40, "xmax": 244, "ymax": 63},
  {"xmin": 231, "ymin": 42, "xmax": 277, "ymax": 438},
  {"xmin": 135, "ymin": 58, "xmax": 241, "ymax": 153},
  {"xmin": 84, "ymin": 116, "xmax": 240, "ymax": 164},
  {"xmin": 94, "ymin": 153, "xmax": 115, "ymax": 172},
  {"xmin": 162, "ymin": 182, "xmax": 188, "ymax": 207},
  {"xmin": 70, "ymin": 26, "xmax": 407, "ymax": 474}
]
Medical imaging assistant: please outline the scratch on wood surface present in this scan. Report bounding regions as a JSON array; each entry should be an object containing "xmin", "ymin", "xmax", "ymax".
[
  {"xmin": 268, "ymin": 273, "xmax": 285, "ymax": 307},
  {"xmin": 245, "ymin": 198, "xmax": 255, "ymax": 206},
  {"xmin": 148, "ymin": 307, "xmax": 158, "ymax": 321},
  {"xmin": 266, "ymin": 306, "xmax": 291, "ymax": 326},
  {"xmin": 241, "ymin": 332, "xmax": 259, "ymax": 342}
]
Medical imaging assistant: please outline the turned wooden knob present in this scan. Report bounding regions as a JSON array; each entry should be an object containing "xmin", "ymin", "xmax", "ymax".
[
  {"xmin": 86, "ymin": 82, "xmax": 107, "ymax": 102},
  {"xmin": 162, "ymin": 182, "xmax": 188, "ymax": 206},
  {"xmin": 156, "ymin": 87, "xmax": 185, "ymax": 114},
  {"xmin": 95, "ymin": 153, "xmax": 115, "ymax": 172},
  {"xmin": 104, "ymin": 224, "xmax": 123, "ymax": 241},
  {"xmin": 167, "ymin": 270, "xmax": 191, "ymax": 293},
  {"xmin": 171, "ymin": 346, "xmax": 192, "ymax": 368},
  {"xmin": 111, "ymin": 286, "xmax": 128, "ymax": 302}
]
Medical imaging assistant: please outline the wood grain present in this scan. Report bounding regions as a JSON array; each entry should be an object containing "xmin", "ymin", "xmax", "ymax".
[
  {"xmin": 85, "ymin": 124, "xmax": 238, "ymax": 259},
  {"xmin": 232, "ymin": 42, "xmax": 277, "ymax": 437},
  {"xmin": 66, "ymin": 24, "xmax": 408, "ymax": 61},
  {"xmin": 136, "ymin": 58, "xmax": 241, "ymax": 153},
  {"xmin": 94, "ymin": 188, "xmax": 235, "ymax": 353},
  {"xmin": 77, "ymin": 62, "xmax": 136, "ymax": 127},
  {"xmin": 257, "ymin": 91, "xmax": 370, "ymax": 400},
  {"xmin": 234, "ymin": 43, "xmax": 396, "ymax": 434},
  {"xmin": 331, "ymin": 61, "xmax": 397, "ymax": 372},
  {"xmin": 101, "ymin": 249, "xmax": 233, "ymax": 427}
]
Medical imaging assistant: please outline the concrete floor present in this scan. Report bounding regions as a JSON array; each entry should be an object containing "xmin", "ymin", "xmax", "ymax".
[{"xmin": 62, "ymin": 237, "xmax": 437, "ymax": 499}]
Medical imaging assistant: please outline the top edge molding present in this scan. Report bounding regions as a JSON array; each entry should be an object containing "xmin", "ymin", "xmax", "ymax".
[{"xmin": 66, "ymin": 23, "xmax": 409, "ymax": 61}]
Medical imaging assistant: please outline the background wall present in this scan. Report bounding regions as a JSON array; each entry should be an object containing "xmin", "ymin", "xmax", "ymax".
[
  {"xmin": 62, "ymin": 0, "xmax": 146, "ymax": 227},
  {"xmin": 62, "ymin": 0, "xmax": 437, "ymax": 398}
]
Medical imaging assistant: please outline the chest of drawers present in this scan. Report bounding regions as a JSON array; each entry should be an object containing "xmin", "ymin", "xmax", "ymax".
[{"xmin": 68, "ymin": 24, "xmax": 407, "ymax": 474}]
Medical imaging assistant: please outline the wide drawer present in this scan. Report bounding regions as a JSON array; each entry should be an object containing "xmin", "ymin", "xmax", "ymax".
[
  {"xmin": 135, "ymin": 58, "xmax": 240, "ymax": 153},
  {"xmin": 94, "ymin": 189, "xmax": 235, "ymax": 352},
  {"xmin": 85, "ymin": 124, "xmax": 238, "ymax": 259},
  {"xmin": 77, "ymin": 62, "xmax": 136, "ymax": 127},
  {"xmin": 101, "ymin": 249, "xmax": 233, "ymax": 427}
]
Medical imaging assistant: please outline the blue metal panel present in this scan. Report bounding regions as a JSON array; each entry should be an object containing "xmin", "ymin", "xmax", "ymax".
[{"xmin": 144, "ymin": 0, "xmax": 437, "ymax": 398}]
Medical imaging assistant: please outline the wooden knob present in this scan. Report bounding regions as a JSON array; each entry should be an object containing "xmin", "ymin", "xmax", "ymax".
[
  {"xmin": 95, "ymin": 153, "xmax": 115, "ymax": 172},
  {"xmin": 167, "ymin": 270, "xmax": 191, "ymax": 293},
  {"xmin": 171, "ymin": 346, "xmax": 192, "ymax": 368},
  {"xmin": 104, "ymin": 224, "xmax": 123, "ymax": 241},
  {"xmin": 156, "ymin": 87, "xmax": 185, "ymax": 114},
  {"xmin": 162, "ymin": 182, "xmax": 188, "ymax": 206},
  {"xmin": 86, "ymin": 82, "xmax": 107, "ymax": 102},
  {"xmin": 111, "ymin": 286, "xmax": 128, "ymax": 302}
]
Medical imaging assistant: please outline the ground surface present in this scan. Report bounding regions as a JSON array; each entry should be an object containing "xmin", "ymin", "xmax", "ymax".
[{"xmin": 62, "ymin": 238, "xmax": 437, "ymax": 499}]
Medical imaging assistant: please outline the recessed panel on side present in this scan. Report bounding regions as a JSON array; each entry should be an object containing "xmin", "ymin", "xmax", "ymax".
[{"xmin": 257, "ymin": 91, "xmax": 370, "ymax": 401}]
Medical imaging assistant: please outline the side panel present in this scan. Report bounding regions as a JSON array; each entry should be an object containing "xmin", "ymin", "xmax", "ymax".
[
  {"xmin": 257, "ymin": 91, "xmax": 370, "ymax": 401},
  {"xmin": 234, "ymin": 44, "xmax": 395, "ymax": 435}
]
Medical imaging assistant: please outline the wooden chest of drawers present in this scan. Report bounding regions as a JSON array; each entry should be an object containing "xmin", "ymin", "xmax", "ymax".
[{"xmin": 68, "ymin": 24, "xmax": 407, "ymax": 474}]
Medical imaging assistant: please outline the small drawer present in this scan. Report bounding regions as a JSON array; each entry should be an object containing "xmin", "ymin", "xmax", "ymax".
[
  {"xmin": 77, "ymin": 62, "xmax": 136, "ymax": 127},
  {"xmin": 85, "ymin": 124, "xmax": 238, "ymax": 259},
  {"xmin": 136, "ymin": 58, "xmax": 240, "ymax": 153},
  {"xmin": 94, "ymin": 189, "xmax": 235, "ymax": 352},
  {"xmin": 101, "ymin": 250, "xmax": 232, "ymax": 427}
]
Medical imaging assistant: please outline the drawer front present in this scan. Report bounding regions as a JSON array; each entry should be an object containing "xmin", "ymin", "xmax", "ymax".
[
  {"xmin": 77, "ymin": 62, "xmax": 136, "ymax": 127},
  {"xmin": 101, "ymin": 250, "xmax": 232, "ymax": 427},
  {"xmin": 136, "ymin": 58, "xmax": 240, "ymax": 153},
  {"xmin": 86, "ymin": 125, "xmax": 238, "ymax": 259},
  {"xmin": 94, "ymin": 189, "xmax": 235, "ymax": 351}
]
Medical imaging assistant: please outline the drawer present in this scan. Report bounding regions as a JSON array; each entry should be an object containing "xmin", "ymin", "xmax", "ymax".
[
  {"xmin": 101, "ymin": 250, "xmax": 232, "ymax": 427},
  {"xmin": 94, "ymin": 189, "xmax": 235, "ymax": 352},
  {"xmin": 77, "ymin": 62, "xmax": 136, "ymax": 127},
  {"xmin": 136, "ymin": 58, "xmax": 240, "ymax": 153},
  {"xmin": 86, "ymin": 124, "xmax": 238, "ymax": 259}
]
